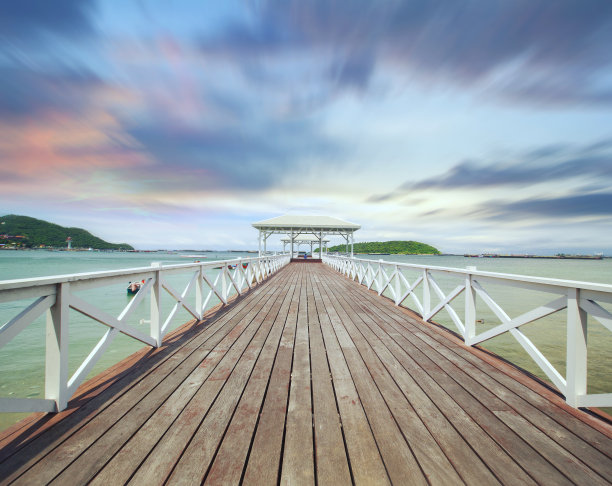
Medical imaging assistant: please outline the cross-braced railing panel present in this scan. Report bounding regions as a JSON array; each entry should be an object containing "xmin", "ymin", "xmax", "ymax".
[
  {"xmin": 323, "ymin": 254, "xmax": 612, "ymax": 410},
  {"xmin": 0, "ymin": 254, "xmax": 290, "ymax": 413}
]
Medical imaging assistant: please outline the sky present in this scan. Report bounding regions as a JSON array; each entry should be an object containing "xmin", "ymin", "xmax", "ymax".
[{"xmin": 1, "ymin": 1, "xmax": 611, "ymax": 253}]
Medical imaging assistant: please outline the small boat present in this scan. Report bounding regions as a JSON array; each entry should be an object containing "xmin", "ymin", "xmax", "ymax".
[
  {"xmin": 213, "ymin": 263, "xmax": 248, "ymax": 270},
  {"xmin": 127, "ymin": 280, "xmax": 144, "ymax": 295}
]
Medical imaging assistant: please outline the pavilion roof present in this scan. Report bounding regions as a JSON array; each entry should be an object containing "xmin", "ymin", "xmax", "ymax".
[{"xmin": 252, "ymin": 215, "xmax": 360, "ymax": 234}]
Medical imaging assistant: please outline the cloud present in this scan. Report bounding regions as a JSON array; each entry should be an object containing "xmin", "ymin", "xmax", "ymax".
[
  {"xmin": 330, "ymin": 52, "xmax": 376, "ymax": 90},
  {"xmin": 0, "ymin": 0, "xmax": 95, "ymax": 42},
  {"xmin": 124, "ymin": 117, "xmax": 341, "ymax": 191},
  {"xmin": 196, "ymin": 0, "xmax": 612, "ymax": 104},
  {"xmin": 0, "ymin": 65, "xmax": 103, "ymax": 117},
  {"xmin": 410, "ymin": 155, "xmax": 612, "ymax": 191},
  {"xmin": 497, "ymin": 76, "xmax": 612, "ymax": 106},
  {"xmin": 480, "ymin": 192, "xmax": 612, "ymax": 220},
  {"xmin": 368, "ymin": 137, "xmax": 612, "ymax": 202}
]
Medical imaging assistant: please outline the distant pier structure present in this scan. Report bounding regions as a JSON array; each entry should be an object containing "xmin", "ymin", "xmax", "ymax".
[
  {"xmin": 252, "ymin": 214, "xmax": 360, "ymax": 258},
  {"xmin": 281, "ymin": 234, "xmax": 330, "ymax": 256}
]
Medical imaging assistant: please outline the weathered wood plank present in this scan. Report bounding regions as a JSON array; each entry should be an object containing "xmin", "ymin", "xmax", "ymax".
[
  {"xmin": 306, "ymin": 271, "xmax": 352, "ymax": 485},
  {"xmin": 310, "ymin": 276, "xmax": 391, "ymax": 485},
  {"xmin": 242, "ymin": 267, "xmax": 301, "ymax": 485},
  {"xmin": 203, "ymin": 270, "xmax": 300, "ymax": 485},
  {"xmin": 324, "ymin": 276, "xmax": 502, "ymax": 485},
  {"xmin": 334, "ymin": 278, "xmax": 535, "ymax": 485},
  {"xmin": 125, "ymin": 271, "xmax": 294, "ymax": 485},
  {"xmin": 496, "ymin": 409, "xmax": 610, "ymax": 485},
  {"xmin": 317, "ymin": 276, "xmax": 443, "ymax": 485},
  {"xmin": 165, "ymin": 273, "xmax": 291, "ymax": 484},
  {"xmin": 281, "ymin": 268, "xmax": 315, "ymax": 486}
]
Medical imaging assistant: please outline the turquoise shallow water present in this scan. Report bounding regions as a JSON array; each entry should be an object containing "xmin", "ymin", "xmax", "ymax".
[{"xmin": 1, "ymin": 251, "xmax": 611, "ymax": 430}]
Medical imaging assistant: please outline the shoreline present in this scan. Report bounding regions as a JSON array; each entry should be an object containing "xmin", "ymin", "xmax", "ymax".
[{"xmin": 464, "ymin": 254, "xmax": 604, "ymax": 260}]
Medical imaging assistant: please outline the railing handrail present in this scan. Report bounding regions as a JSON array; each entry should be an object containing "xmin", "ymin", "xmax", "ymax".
[
  {"xmin": 337, "ymin": 255, "xmax": 612, "ymax": 293},
  {"xmin": 0, "ymin": 256, "xmax": 273, "ymax": 291}
]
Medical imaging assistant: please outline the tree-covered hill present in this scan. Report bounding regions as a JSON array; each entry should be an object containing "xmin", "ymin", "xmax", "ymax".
[
  {"xmin": 0, "ymin": 215, "xmax": 134, "ymax": 250},
  {"xmin": 319, "ymin": 240, "xmax": 440, "ymax": 255}
]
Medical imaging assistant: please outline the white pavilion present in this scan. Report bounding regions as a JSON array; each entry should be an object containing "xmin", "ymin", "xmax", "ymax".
[{"xmin": 252, "ymin": 215, "xmax": 360, "ymax": 258}]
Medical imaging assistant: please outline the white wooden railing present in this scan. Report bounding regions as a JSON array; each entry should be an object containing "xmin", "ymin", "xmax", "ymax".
[
  {"xmin": 323, "ymin": 254, "xmax": 612, "ymax": 409},
  {"xmin": 0, "ymin": 254, "xmax": 289, "ymax": 413}
]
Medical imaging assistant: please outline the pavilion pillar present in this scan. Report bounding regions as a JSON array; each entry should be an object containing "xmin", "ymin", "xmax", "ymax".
[
  {"xmin": 291, "ymin": 230, "xmax": 294, "ymax": 259},
  {"xmin": 319, "ymin": 231, "xmax": 322, "ymax": 259},
  {"xmin": 351, "ymin": 232, "xmax": 354, "ymax": 258},
  {"xmin": 258, "ymin": 230, "xmax": 262, "ymax": 257}
]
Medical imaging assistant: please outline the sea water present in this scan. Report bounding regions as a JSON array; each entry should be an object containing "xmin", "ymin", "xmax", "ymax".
[{"xmin": 0, "ymin": 251, "xmax": 611, "ymax": 430}]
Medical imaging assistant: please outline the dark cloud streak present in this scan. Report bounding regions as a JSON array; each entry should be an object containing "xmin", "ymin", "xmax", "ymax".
[
  {"xmin": 408, "ymin": 155, "xmax": 612, "ymax": 191},
  {"xmin": 197, "ymin": 0, "xmax": 612, "ymax": 104},
  {"xmin": 0, "ymin": 66, "xmax": 103, "ymax": 117},
  {"xmin": 125, "ymin": 118, "xmax": 341, "ymax": 191},
  {"xmin": 480, "ymin": 193, "xmax": 612, "ymax": 220},
  {"xmin": 367, "ymin": 138, "xmax": 612, "ymax": 203},
  {"xmin": 0, "ymin": 0, "xmax": 94, "ymax": 42}
]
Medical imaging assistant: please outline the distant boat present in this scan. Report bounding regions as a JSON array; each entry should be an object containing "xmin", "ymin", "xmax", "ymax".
[{"xmin": 213, "ymin": 263, "xmax": 249, "ymax": 270}]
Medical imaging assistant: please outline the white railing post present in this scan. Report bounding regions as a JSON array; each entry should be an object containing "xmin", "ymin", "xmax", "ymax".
[
  {"xmin": 394, "ymin": 265, "xmax": 401, "ymax": 305},
  {"xmin": 464, "ymin": 271, "xmax": 477, "ymax": 344},
  {"xmin": 150, "ymin": 262, "xmax": 162, "ymax": 346},
  {"xmin": 196, "ymin": 264, "xmax": 204, "ymax": 320},
  {"xmin": 566, "ymin": 288, "xmax": 587, "ymax": 407},
  {"xmin": 422, "ymin": 269, "xmax": 431, "ymax": 317},
  {"xmin": 378, "ymin": 260, "xmax": 383, "ymax": 294},
  {"xmin": 45, "ymin": 282, "xmax": 70, "ymax": 411},
  {"xmin": 222, "ymin": 266, "xmax": 229, "ymax": 301}
]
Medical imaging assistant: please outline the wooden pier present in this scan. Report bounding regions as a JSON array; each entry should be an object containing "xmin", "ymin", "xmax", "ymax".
[{"xmin": 1, "ymin": 262, "xmax": 611, "ymax": 485}]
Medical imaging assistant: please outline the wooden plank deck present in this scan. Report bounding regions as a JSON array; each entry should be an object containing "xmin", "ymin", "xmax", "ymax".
[{"xmin": 1, "ymin": 262, "xmax": 612, "ymax": 485}]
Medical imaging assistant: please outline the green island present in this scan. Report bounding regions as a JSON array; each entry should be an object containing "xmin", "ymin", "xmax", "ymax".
[
  {"xmin": 317, "ymin": 240, "xmax": 440, "ymax": 255},
  {"xmin": 0, "ymin": 215, "xmax": 134, "ymax": 250}
]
